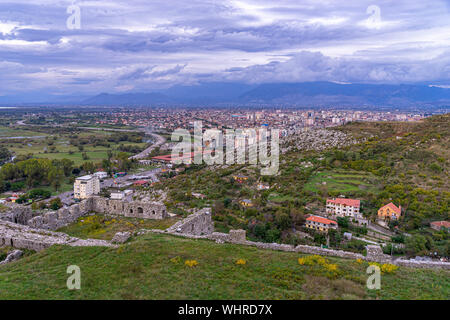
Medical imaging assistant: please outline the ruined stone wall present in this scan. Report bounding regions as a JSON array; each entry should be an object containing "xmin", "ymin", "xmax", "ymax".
[
  {"xmin": 2, "ymin": 196, "xmax": 168, "ymax": 231},
  {"xmin": 154, "ymin": 213, "xmax": 450, "ymax": 270},
  {"xmin": 0, "ymin": 206, "xmax": 36, "ymax": 225},
  {"xmin": 166, "ymin": 208, "xmax": 214, "ymax": 236},
  {"xmin": 0, "ymin": 220, "xmax": 113, "ymax": 252},
  {"xmin": 90, "ymin": 196, "xmax": 168, "ymax": 220}
]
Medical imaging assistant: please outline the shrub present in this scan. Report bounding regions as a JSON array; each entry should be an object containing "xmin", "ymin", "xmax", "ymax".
[{"xmin": 185, "ymin": 260, "xmax": 198, "ymax": 267}]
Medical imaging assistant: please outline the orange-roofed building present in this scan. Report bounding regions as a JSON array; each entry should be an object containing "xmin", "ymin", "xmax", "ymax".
[
  {"xmin": 430, "ymin": 221, "xmax": 450, "ymax": 232},
  {"xmin": 326, "ymin": 198, "xmax": 361, "ymax": 219},
  {"xmin": 378, "ymin": 203, "xmax": 402, "ymax": 220},
  {"xmin": 305, "ymin": 215, "xmax": 338, "ymax": 232}
]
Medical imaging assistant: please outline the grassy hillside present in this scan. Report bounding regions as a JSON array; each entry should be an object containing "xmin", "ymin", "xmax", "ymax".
[
  {"xmin": 153, "ymin": 114, "xmax": 449, "ymax": 255},
  {"xmin": 0, "ymin": 233, "xmax": 448, "ymax": 300}
]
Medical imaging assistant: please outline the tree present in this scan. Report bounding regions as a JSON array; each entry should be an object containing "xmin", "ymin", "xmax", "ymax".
[
  {"xmin": 48, "ymin": 167, "xmax": 64, "ymax": 191},
  {"xmin": 49, "ymin": 197, "xmax": 62, "ymax": 210},
  {"xmin": 0, "ymin": 146, "xmax": 12, "ymax": 165},
  {"xmin": 405, "ymin": 234, "xmax": 427, "ymax": 256}
]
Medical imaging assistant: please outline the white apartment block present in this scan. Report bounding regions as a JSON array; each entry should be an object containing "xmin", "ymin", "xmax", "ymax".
[
  {"xmin": 326, "ymin": 198, "xmax": 361, "ymax": 219},
  {"xmin": 74, "ymin": 175, "xmax": 100, "ymax": 199}
]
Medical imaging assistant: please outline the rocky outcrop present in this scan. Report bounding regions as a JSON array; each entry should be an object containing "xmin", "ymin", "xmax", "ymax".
[
  {"xmin": 111, "ymin": 232, "xmax": 131, "ymax": 244},
  {"xmin": 0, "ymin": 249, "xmax": 23, "ymax": 265}
]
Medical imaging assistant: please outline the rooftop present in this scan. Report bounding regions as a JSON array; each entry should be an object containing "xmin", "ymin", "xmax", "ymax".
[
  {"xmin": 327, "ymin": 198, "xmax": 360, "ymax": 207},
  {"xmin": 306, "ymin": 215, "xmax": 337, "ymax": 225}
]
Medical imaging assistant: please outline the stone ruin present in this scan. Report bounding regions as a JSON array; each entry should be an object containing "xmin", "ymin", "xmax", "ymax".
[
  {"xmin": 0, "ymin": 195, "xmax": 168, "ymax": 255},
  {"xmin": 166, "ymin": 208, "xmax": 214, "ymax": 236},
  {"xmin": 0, "ymin": 196, "xmax": 168, "ymax": 231},
  {"xmin": 0, "ymin": 220, "xmax": 114, "ymax": 252}
]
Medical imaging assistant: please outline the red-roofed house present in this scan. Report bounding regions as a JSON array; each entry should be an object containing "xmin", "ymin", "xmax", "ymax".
[
  {"xmin": 430, "ymin": 221, "xmax": 450, "ymax": 232},
  {"xmin": 305, "ymin": 215, "xmax": 338, "ymax": 232},
  {"xmin": 326, "ymin": 198, "xmax": 361, "ymax": 219},
  {"xmin": 134, "ymin": 180, "xmax": 149, "ymax": 187},
  {"xmin": 378, "ymin": 203, "xmax": 402, "ymax": 220}
]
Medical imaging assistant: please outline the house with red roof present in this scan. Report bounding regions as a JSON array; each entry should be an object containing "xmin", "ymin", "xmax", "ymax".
[
  {"xmin": 430, "ymin": 221, "xmax": 450, "ymax": 232},
  {"xmin": 305, "ymin": 215, "xmax": 338, "ymax": 233},
  {"xmin": 377, "ymin": 202, "xmax": 401, "ymax": 220},
  {"xmin": 326, "ymin": 198, "xmax": 361, "ymax": 219}
]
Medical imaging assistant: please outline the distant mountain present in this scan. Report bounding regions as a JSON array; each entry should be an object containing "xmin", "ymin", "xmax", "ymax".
[
  {"xmin": 161, "ymin": 82, "xmax": 257, "ymax": 103},
  {"xmin": 83, "ymin": 92, "xmax": 171, "ymax": 105},
  {"xmin": 238, "ymin": 82, "xmax": 450, "ymax": 107},
  {"xmin": 2, "ymin": 81, "xmax": 450, "ymax": 108}
]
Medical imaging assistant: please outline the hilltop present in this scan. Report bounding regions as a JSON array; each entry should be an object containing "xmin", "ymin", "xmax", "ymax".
[{"xmin": 0, "ymin": 232, "xmax": 448, "ymax": 299}]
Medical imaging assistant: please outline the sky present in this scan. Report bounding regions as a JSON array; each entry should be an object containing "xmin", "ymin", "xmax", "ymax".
[{"xmin": 0, "ymin": 0, "xmax": 449, "ymax": 96}]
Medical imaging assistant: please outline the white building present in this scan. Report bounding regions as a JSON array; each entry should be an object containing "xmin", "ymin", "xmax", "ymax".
[
  {"xmin": 110, "ymin": 191, "xmax": 125, "ymax": 200},
  {"xmin": 326, "ymin": 198, "xmax": 361, "ymax": 219},
  {"xmin": 93, "ymin": 171, "xmax": 108, "ymax": 180},
  {"xmin": 74, "ymin": 175, "xmax": 100, "ymax": 199}
]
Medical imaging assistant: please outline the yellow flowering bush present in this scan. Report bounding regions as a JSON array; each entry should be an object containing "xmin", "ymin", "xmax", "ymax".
[
  {"xmin": 170, "ymin": 256, "xmax": 182, "ymax": 264},
  {"xmin": 323, "ymin": 263, "xmax": 338, "ymax": 272},
  {"xmin": 356, "ymin": 258, "xmax": 363, "ymax": 264},
  {"xmin": 236, "ymin": 259, "xmax": 247, "ymax": 265},
  {"xmin": 185, "ymin": 260, "xmax": 199, "ymax": 267},
  {"xmin": 368, "ymin": 262, "xmax": 399, "ymax": 274},
  {"xmin": 381, "ymin": 263, "xmax": 399, "ymax": 274},
  {"xmin": 298, "ymin": 255, "xmax": 327, "ymax": 266}
]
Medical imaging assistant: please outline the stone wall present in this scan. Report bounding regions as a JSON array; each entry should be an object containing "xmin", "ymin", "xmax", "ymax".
[
  {"xmin": 0, "ymin": 206, "xmax": 36, "ymax": 225},
  {"xmin": 0, "ymin": 220, "xmax": 113, "ymax": 252},
  {"xmin": 90, "ymin": 196, "xmax": 168, "ymax": 220},
  {"xmin": 1, "ymin": 196, "xmax": 168, "ymax": 231},
  {"xmin": 153, "ymin": 216, "xmax": 450, "ymax": 270},
  {"xmin": 166, "ymin": 208, "xmax": 214, "ymax": 236},
  {"xmin": 27, "ymin": 199, "xmax": 93, "ymax": 230}
]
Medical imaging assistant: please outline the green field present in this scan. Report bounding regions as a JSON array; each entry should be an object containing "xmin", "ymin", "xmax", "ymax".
[
  {"xmin": 0, "ymin": 126, "xmax": 48, "ymax": 138},
  {"xmin": 0, "ymin": 232, "xmax": 448, "ymax": 299},
  {"xmin": 304, "ymin": 170, "xmax": 382, "ymax": 195},
  {"xmin": 1, "ymin": 125, "xmax": 148, "ymax": 166}
]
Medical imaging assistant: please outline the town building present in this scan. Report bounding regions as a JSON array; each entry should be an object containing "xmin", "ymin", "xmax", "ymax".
[
  {"xmin": 110, "ymin": 191, "xmax": 125, "ymax": 200},
  {"xmin": 305, "ymin": 215, "xmax": 338, "ymax": 232},
  {"xmin": 377, "ymin": 202, "xmax": 401, "ymax": 220},
  {"xmin": 74, "ymin": 175, "xmax": 100, "ymax": 199},
  {"xmin": 240, "ymin": 199, "xmax": 253, "ymax": 207},
  {"xmin": 326, "ymin": 198, "xmax": 361, "ymax": 218},
  {"xmin": 233, "ymin": 175, "xmax": 248, "ymax": 183},
  {"xmin": 93, "ymin": 171, "xmax": 108, "ymax": 180},
  {"xmin": 430, "ymin": 221, "xmax": 450, "ymax": 232}
]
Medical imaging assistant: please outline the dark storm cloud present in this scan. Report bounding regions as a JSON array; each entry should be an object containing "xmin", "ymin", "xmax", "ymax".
[{"xmin": 0, "ymin": 0, "xmax": 448, "ymax": 94}]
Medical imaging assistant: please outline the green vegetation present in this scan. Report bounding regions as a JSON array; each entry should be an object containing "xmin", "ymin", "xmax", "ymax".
[
  {"xmin": 303, "ymin": 170, "xmax": 381, "ymax": 195},
  {"xmin": 0, "ymin": 125, "xmax": 147, "ymax": 166},
  {"xmin": 0, "ymin": 233, "xmax": 448, "ymax": 299},
  {"xmin": 58, "ymin": 214, "xmax": 180, "ymax": 241},
  {"xmin": 152, "ymin": 115, "xmax": 449, "ymax": 255}
]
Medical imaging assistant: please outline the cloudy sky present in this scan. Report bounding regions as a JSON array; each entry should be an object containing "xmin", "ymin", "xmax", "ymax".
[{"xmin": 0, "ymin": 0, "xmax": 449, "ymax": 96}]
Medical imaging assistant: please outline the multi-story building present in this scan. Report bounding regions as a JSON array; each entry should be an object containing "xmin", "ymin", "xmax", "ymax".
[
  {"xmin": 305, "ymin": 215, "xmax": 338, "ymax": 232},
  {"xmin": 377, "ymin": 203, "xmax": 401, "ymax": 220},
  {"xmin": 326, "ymin": 198, "xmax": 361, "ymax": 219},
  {"xmin": 74, "ymin": 175, "xmax": 100, "ymax": 199}
]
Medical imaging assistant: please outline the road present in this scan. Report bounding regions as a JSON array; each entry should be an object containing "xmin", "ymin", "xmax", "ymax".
[{"xmin": 129, "ymin": 127, "xmax": 166, "ymax": 160}]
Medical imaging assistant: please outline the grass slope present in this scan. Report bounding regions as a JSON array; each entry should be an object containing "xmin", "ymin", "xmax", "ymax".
[{"xmin": 0, "ymin": 233, "xmax": 448, "ymax": 300}]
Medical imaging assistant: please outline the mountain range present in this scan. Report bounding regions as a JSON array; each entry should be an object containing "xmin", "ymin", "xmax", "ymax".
[{"xmin": 2, "ymin": 82, "xmax": 450, "ymax": 109}]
